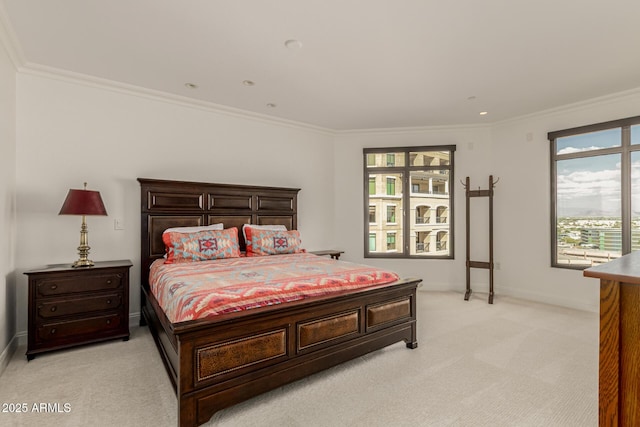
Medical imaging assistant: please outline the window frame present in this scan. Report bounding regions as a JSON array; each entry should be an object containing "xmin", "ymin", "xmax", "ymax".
[
  {"xmin": 548, "ymin": 115, "xmax": 640, "ymax": 269},
  {"xmin": 363, "ymin": 145, "xmax": 456, "ymax": 259}
]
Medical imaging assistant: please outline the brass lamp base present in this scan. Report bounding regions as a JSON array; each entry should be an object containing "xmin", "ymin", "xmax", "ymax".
[
  {"xmin": 72, "ymin": 216, "xmax": 95, "ymax": 268},
  {"xmin": 72, "ymin": 258, "xmax": 95, "ymax": 268}
]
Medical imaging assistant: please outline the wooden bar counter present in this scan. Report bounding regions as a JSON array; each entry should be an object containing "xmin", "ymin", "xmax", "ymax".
[{"xmin": 584, "ymin": 252, "xmax": 640, "ymax": 426}]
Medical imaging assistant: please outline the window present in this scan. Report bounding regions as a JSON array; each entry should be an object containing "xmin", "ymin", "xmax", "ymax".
[
  {"xmin": 436, "ymin": 206, "xmax": 448, "ymax": 223},
  {"xmin": 386, "ymin": 205, "xmax": 396, "ymax": 223},
  {"xmin": 386, "ymin": 154, "xmax": 395, "ymax": 166},
  {"xmin": 369, "ymin": 177, "xmax": 376, "ymax": 195},
  {"xmin": 416, "ymin": 206, "xmax": 431, "ymax": 224},
  {"xmin": 386, "ymin": 232, "xmax": 396, "ymax": 251},
  {"xmin": 369, "ymin": 233, "xmax": 376, "ymax": 251},
  {"xmin": 548, "ymin": 115, "xmax": 640, "ymax": 269},
  {"xmin": 364, "ymin": 145, "xmax": 456, "ymax": 258},
  {"xmin": 386, "ymin": 177, "xmax": 396, "ymax": 195},
  {"xmin": 369, "ymin": 206, "xmax": 376, "ymax": 223}
]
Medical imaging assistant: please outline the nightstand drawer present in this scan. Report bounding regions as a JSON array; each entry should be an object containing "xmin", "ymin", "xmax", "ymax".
[
  {"xmin": 37, "ymin": 293, "xmax": 123, "ymax": 319},
  {"xmin": 35, "ymin": 272, "xmax": 124, "ymax": 297},
  {"xmin": 36, "ymin": 313, "xmax": 124, "ymax": 343}
]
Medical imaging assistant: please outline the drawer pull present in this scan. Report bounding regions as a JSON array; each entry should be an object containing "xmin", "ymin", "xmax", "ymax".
[
  {"xmin": 106, "ymin": 280, "xmax": 112, "ymax": 284},
  {"xmin": 50, "ymin": 284, "xmax": 58, "ymax": 290},
  {"xmin": 106, "ymin": 299, "xmax": 112, "ymax": 304},
  {"xmin": 106, "ymin": 319, "xmax": 111, "ymax": 325},
  {"xmin": 50, "ymin": 306, "xmax": 57, "ymax": 312},
  {"xmin": 50, "ymin": 328, "xmax": 56, "ymax": 334}
]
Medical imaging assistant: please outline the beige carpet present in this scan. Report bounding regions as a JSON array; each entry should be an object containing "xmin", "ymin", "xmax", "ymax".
[{"xmin": 0, "ymin": 291, "xmax": 598, "ymax": 426}]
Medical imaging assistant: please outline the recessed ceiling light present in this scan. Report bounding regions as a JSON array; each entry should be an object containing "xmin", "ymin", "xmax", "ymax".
[
  {"xmin": 266, "ymin": 103, "xmax": 277, "ymax": 108},
  {"xmin": 243, "ymin": 80, "xmax": 255, "ymax": 86},
  {"xmin": 479, "ymin": 111, "xmax": 488, "ymax": 116},
  {"xmin": 184, "ymin": 83, "xmax": 198, "ymax": 89},
  {"xmin": 467, "ymin": 96, "xmax": 476, "ymax": 101},
  {"xmin": 284, "ymin": 39, "xmax": 302, "ymax": 49}
]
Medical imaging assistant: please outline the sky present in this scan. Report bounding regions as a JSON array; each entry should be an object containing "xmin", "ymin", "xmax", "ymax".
[{"xmin": 556, "ymin": 126, "xmax": 640, "ymax": 217}]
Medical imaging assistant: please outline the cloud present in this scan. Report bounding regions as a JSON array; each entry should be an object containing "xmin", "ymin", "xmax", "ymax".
[
  {"xmin": 557, "ymin": 146, "xmax": 605, "ymax": 155},
  {"xmin": 556, "ymin": 160, "xmax": 640, "ymax": 216},
  {"xmin": 557, "ymin": 168, "xmax": 619, "ymax": 200}
]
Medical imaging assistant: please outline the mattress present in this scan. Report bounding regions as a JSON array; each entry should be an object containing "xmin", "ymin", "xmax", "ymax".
[{"xmin": 149, "ymin": 252, "xmax": 400, "ymax": 323}]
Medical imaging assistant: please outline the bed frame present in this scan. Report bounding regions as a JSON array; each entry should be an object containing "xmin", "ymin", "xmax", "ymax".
[{"xmin": 138, "ymin": 178, "xmax": 421, "ymax": 427}]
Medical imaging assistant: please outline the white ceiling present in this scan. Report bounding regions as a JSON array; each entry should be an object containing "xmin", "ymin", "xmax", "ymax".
[{"xmin": 3, "ymin": 0, "xmax": 640, "ymax": 131}]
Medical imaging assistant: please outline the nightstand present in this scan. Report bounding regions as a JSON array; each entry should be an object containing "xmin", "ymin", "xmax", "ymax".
[
  {"xmin": 24, "ymin": 260, "xmax": 132, "ymax": 360},
  {"xmin": 309, "ymin": 250, "xmax": 344, "ymax": 260}
]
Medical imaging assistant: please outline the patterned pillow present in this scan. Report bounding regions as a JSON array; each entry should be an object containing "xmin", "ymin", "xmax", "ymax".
[
  {"xmin": 245, "ymin": 227, "xmax": 303, "ymax": 256},
  {"xmin": 163, "ymin": 227, "xmax": 241, "ymax": 263},
  {"xmin": 163, "ymin": 223, "xmax": 223, "ymax": 234},
  {"xmin": 241, "ymin": 223, "xmax": 287, "ymax": 242}
]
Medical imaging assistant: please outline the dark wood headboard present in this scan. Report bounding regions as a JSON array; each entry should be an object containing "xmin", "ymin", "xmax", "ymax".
[{"xmin": 138, "ymin": 178, "xmax": 300, "ymax": 290}]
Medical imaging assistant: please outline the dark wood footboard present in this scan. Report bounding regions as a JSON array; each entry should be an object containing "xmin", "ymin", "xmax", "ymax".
[{"xmin": 141, "ymin": 278, "xmax": 420, "ymax": 427}]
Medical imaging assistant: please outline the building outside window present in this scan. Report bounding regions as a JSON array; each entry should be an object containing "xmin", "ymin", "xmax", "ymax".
[
  {"xmin": 386, "ymin": 232, "xmax": 397, "ymax": 251},
  {"xmin": 548, "ymin": 115, "xmax": 640, "ymax": 268},
  {"xmin": 364, "ymin": 145, "xmax": 455, "ymax": 258},
  {"xmin": 386, "ymin": 177, "xmax": 396, "ymax": 195},
  {"xmin": 369, "ymin": 206, "xmax": 376, "ymax": 223},
  {"xmin": 369, "ymin": 233, "xmax": 376, "ymax": 251},
  {"xmin": 415, "ymin": 205, "xmax": 431, "ymax": 224},
  {"xmin": 386, "ymin": 153, "xmax": 396, "ymax": 167},
  {"xmin": 387, "ymin": 205, "xmax": 396, "ymax": 223}
]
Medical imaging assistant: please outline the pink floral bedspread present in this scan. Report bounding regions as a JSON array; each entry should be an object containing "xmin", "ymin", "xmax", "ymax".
[{"xmin": 149, "ymin": 252, "xmax": 400, "ymax": 323}]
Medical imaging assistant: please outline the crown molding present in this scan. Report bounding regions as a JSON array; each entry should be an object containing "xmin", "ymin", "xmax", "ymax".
[
  {"xmin": 12, "ymin": 57, "xmax": 640, "ymax": 138},
  {"xmin": 336, "ymin": 122, "xmax": 492, "ymax": 136},
  {"xmin": 493, "ymin": 86, "xmax": 640, "ymax": 126},
  {"xmin": 20, "ymin": 62, "xmax": 336, "ymax": 136}
]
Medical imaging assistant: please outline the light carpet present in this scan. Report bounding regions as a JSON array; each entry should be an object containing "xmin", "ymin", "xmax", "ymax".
[{"xmin": 0, "ymin": 291, "xmax": 599, "ymax": 426}]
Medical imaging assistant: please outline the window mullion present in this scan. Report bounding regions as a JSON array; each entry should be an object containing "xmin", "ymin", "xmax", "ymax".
[
  {"xmin": 403, "ymin": 166, "xmax": 410, "ymax": 255},
  {"xmin": 622, "ymin": 126, "xmax": 632, "ymax": 255}
]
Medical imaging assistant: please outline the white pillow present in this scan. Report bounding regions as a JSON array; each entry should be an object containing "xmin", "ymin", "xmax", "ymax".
[
  {"xmin": 163, "ymin": 223, "xmax": 224, "ymax": 234},
  {"xmin": 242, "ymin": 224, "xmax": 287, "ymax": 242}
]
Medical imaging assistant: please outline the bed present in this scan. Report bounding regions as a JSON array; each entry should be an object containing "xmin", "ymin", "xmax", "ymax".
[{"xmin": 138, "ymin": 178, "xmax": 422, "ymax": 427}]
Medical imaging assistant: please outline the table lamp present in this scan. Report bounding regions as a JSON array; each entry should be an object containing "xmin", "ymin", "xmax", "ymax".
[{"xmin": 58, "ymin": 182, "xmax": 108, "ymax": 267}]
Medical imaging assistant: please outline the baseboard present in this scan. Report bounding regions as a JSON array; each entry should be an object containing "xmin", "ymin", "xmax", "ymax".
[
  {"xmin": 0, "ymin": 334, "xmax": 19, "ymax": 378},
  {"xmin": 417, "ymin": 282, "xmax": 599, "ymax": 313},
  {"xmin": 497, "ymin": 287, "xmax": 599, "ymax": 313},
  {"xmin": 130, "ymin": 312, "xmax": 141, "ymax": 327}
]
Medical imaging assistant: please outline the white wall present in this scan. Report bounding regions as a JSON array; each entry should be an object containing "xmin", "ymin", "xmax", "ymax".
[
  {"xmin": 333, "ymin": 126, "xmax": 494, "ymax": 293},
  {"xmin": 0, "ymin": 40, "xmax": 16, "ymax": 364},
  {"xmin": 491, "ymin": 90, "xmax": 640, "ymax": 310},
  {"xmin": 14, "ymin": 73, "xmax": 336, "ymax": 335},
  {"xmin": 333, "ymin": 90, "xmax": 640, "ymax": 312}
]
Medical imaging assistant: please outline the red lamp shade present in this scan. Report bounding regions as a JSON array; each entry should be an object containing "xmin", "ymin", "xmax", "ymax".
[
  {"xmin": 59, "ymin": 189, "xmax": 107, "ymax": 216},
  {"xmin": 59, "ymin": 183, "xmax": 107, "ymax": 267}
]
